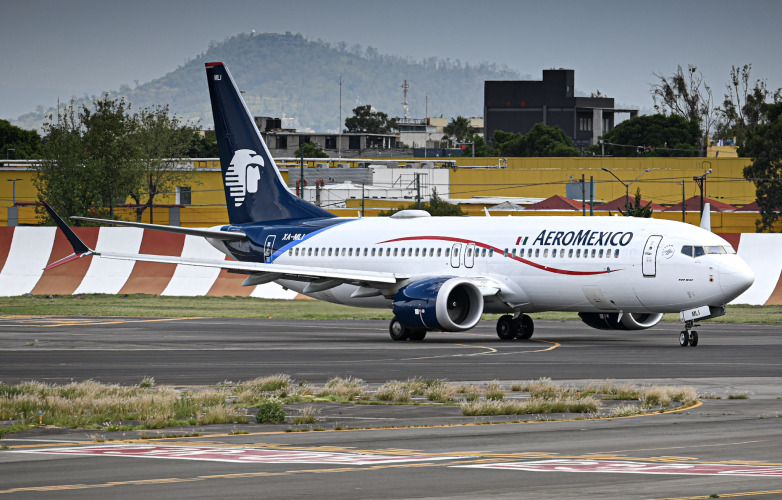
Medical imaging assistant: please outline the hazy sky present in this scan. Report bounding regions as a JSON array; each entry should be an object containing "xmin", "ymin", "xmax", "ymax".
[{"xmin": 2, "ymin": 0, "xmax": 780, "ymax": 123}]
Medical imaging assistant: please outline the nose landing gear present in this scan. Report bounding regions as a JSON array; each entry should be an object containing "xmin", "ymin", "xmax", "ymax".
[{"xmin": 679, "ymin": 320, "xmax": 699, "ymax": 347}]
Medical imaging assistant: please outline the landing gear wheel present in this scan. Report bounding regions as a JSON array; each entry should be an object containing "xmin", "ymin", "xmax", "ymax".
[
  {"xmin": 408, "ymin": 330, "xmax": 427, "ymax": 341},
  {"xmin": 389, "ymin": 317, "xmax": 410, "ymax": 341},
  {"xmin": 679, "ymin": 331, "xmax": 689, "ymax": 347},
  {"xmin": 516, "ymin": 315, "xmax": 535, "ymax": 340},
  {"xmin": 689, "ymin": 330, "xmax": 698, "ymax": 347},
  {"xmin": 496, "ymin": 315, "xmax": 515, "ymax": 340}
]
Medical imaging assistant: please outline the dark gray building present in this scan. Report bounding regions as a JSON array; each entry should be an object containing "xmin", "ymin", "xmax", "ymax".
[{"xmin": 484, "ymin": 69, "xmax": 638, "ymax": 149}]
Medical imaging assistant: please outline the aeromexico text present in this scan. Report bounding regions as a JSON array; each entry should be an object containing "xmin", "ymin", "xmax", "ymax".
[{"xmin": 531, "ymin": 230, "xmax": 634, "ymax": 247}]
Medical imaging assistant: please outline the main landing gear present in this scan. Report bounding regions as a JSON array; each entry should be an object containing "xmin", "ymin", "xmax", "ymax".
[
  {"xmin": 679, "ymin": 319, "xmax": 699, "ymax": 347},
  {"xmin": 496, "ymin": 314, "xmax": 534, "ymax": 341},
  {"xmin": 389, "ymin": 317, "xmax": 427, "ymax": 342}
]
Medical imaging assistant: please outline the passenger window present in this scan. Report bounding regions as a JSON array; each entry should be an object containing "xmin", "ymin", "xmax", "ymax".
[
  {"xmin": 437, "ymin": 248, "xmax": 442, "ymax": 257},
  {"xmin": 576, "ymin": 249, "xmax": 581, "ymax": 258},
  {"xmin": 544, "ymin": 249, "xmax": 548, "ymax": 257},
  {"xmin": 614, "ymin": 249, "xmax": 620, "ymax": 258},
  {"xmin": 591, "ymin": 249, "xmax": 596, "ymax": 258},
  {"xmin": 328, "ymin": 248, "xmax": 333, "ymax": 256},
  {"xmin": 466, "ymin": 248, "xmax": 472, "ymax": 257},
  {"xmin": 371, "ymin": 248, "xmax": 375, "ymax": 257},
  {"xmin": 386, "ymin": 248, "xmax": 391, "ymax": 256},
  {"xmin": 445, "ymin": 248, "xmax": 450, "ymax": 257},
  {"xmin": 535, "ymin": 248, "xmax": 539, "ymax": 258},
  {"xmin": 394, "ymin": 248, "xmax": 398, "ymax": 256},
  {"xmin": 308, "ymin": 248, "xmax": 312, "ymax": 256},
  {"xmin": 568, "ymin": 249, "xmax": 574, "ymax": 258},
  {"xmin": 694, "ymin": 246, "xmax": 705, "ymax": 257},
  {"xmin": 504, "ymin": 248, "xmax": 508, "ymax": 257},
  {"xmin": 348, "ymin": 248, "xmax": 352, "ymax": 257},
  {"xmin": 415, "ymin": 248, "xmax": 420, "ymax": 257},
  {"xmin": 598, "ymin": 249, "xmax": 603, "ymax": 258},
  {"xmin": 488, "ymin": 248, "xmax": 493, "ymax": 256},
  {"xmin": 511, "ymin": 249, "xmax": 516, "ymax": 257},
  {"xmin": 552, "ymin": 249, "xmax": 557, "ymax": 257}
]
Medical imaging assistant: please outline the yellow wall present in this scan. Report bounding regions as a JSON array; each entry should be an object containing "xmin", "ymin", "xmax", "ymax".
[
  {"xmin": 450, "ymin": 157, "xmax": 756, "ymax": 208},
  {"xmin": 1, "ymin": 157, "xmax": 771, "ymax": 232}
]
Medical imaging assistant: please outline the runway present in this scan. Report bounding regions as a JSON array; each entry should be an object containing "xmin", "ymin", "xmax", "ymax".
[
  {"xmin": 1, "ymin": 317, "xmax": 781, "ymax": 499},
  {"xmin": 0, "ymin": 316, "xmax": 779, "ymax": 385}
]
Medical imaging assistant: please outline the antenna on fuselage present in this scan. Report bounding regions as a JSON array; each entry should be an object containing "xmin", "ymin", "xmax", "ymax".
[{"xmin": 699, "ymin": 202, "xmax": 711, "ymax": 231}]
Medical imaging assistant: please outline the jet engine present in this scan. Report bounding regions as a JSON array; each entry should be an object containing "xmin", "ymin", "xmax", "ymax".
[
  {"xmin": 578, "ymin": 312, "xmax": 664, "ymax": 330},
  {"xmin": 393, "ymin": 277, "xmax": 484, "ymax": 331}
]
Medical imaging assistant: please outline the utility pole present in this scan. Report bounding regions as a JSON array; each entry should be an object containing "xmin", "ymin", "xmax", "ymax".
[
  {"xmin": 693, "ymin": 165, "xmax": 712, "ymax": 217},
  {"xmin": 338, "ymin": 76, "xmax": 342, "ymax": 159},
  {"xmin": 677, "ymin": 181, "xmax": 685, "ymax": 222},
  {"xmin": 581, "ymin": 174, "xmax": 586, "ymax": 216}
]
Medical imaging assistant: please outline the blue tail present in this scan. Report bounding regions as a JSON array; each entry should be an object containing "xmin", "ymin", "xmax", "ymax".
[{"xmin": 205, "ymin": 62, "xmax": 335, "ymax": 224}]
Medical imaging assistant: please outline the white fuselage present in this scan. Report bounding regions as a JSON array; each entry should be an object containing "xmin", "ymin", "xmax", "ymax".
[{"xmin": 226, "ymin": 215, "xmax": 754, "ymax": 315}]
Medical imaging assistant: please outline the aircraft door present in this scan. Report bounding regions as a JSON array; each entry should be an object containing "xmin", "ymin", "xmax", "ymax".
[
  {"xmin": 464, "ymin": 243, "xmax": 475, "ymax": 268},
  {"xmin": 642, "ymin": 235, "xmax": 663, "ymax": 277},
  {"xmin": 264, "ymin": 235, "xmax": 276, "ymax": 263},
  {"xmin": 450, "ymin": 243, "xmax": 462, "ymax": 268}
]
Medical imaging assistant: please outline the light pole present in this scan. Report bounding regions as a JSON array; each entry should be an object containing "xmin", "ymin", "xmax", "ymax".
[
  {"xmin": 601, "ymin": 167, "xmax": 653, "ymax": 213},
  {"xmin": 7, "ymin": 178, "xmax": 22, "ymax": 205},
  {"xmin": 677, "ymin": 181, "xmax": 685, "ymax": 222},
  {"xmin": 693, "ymin": 166, "xmax": 712, "ymax": 216}
]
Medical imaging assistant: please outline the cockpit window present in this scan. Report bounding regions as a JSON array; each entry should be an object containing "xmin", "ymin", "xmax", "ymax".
[
  {"xmin": 681, "ymin": 245, "xmax": 693, "ymax": 257},
  {"xmin": 693, "ymin": 246, "xmax": 705, "ymax": 257},
  {"xmin": 724, "ymin": 245, "xmax": 737, "ymax": 254},
  {"xmin": 705, "ymin": 245, "xmax": 726, "ymax": 254}
]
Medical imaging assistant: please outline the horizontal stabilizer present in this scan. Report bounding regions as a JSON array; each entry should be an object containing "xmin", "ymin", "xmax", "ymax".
[{"xmin": 71, "ymin": 216, "xmax": 246, "ymax": 241}]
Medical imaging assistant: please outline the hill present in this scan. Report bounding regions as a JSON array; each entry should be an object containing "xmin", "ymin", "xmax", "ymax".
[{"xmin": 12, "ymin": 32, "xmax": 520, "ymax": 133}]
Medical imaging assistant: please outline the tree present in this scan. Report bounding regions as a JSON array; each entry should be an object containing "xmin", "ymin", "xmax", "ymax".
[
  {"xmin": 617, "ymin": 188, "xmax": 654, "ymax": 218},
  {"xmin": 127, "ymin": 105, "xmax": 200, "ymax": 223},
  {"xmin": 443, "ymin": 116, "xmax": 474, "ymax": 146},
  {"xmin": 591, "ymin": 114, "xmax": 701, "ymax": 157},
  {"xmin": 36, "ymin": 96, "xmax": 141, "ymax": 223},
  {"xmin": 294, "ymin": 141, "xmax": 328, "ymax": 158},
  {"xmin": 717, "ymin": 64, "xmax": 782, "ymax": 147},
  {"xmin": 344, "ymin": 105, "xmax": 397, "ymax": 134},
  {"xmin": 189, "ymin": 130, "xmax": 219, "ymax": 157},
  {"xmin": 742, "ymin": 102, "xmax": 782, "ymax": 232},
  {"xmin": 36, "ymin": 95, "xmax": 198, "ymax": 224},
  {"xmin": 491, "ymin": 124, "xmax": 581, "ymax": 157},
  {"xmin": 0, "ymin": 119, "xmax": 41, "ymax": 159},
  {"xmin": 650, "ymin": 65, "xmax": 715, "ymax": 151},
  {"xmin": 379, "ymin": 189, "xmax": 464, "ymax": 216}
]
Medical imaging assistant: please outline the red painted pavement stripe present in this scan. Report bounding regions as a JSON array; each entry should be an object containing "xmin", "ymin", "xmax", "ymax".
[
  {"xmin": 459, "ymin": 459, "xmax": 782, "ymax": 476},
  {"xmin": 0, "ymin": 227, "xmax": 14, "ymax": 273},
  {"xmin": 27, "ymin": 444, "xmax": 457, "ymax": 465},
  {"xmin": 119, "ymin": 229, "xmax": 185, "ymax": 295},
  {"xmin": 31, "ymin": 227, "xmax": 100, "ymax": 295}
]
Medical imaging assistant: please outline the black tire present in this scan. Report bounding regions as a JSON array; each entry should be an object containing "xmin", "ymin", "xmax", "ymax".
[
  {"xmin": 517, "ymin": 315, "xmax": 534, "ymax": 340},
  {"xmin": 408, "ymin": 330, "xmax": 427, "ymax": 341},
  {"xmin": 389, "ymin": 317, "xmax": 410, "ymax": 341},
  {"xmin": 496, "ymin": 315, "xmax": 515, "ymax": 340},
  {"xmin": 689, "ymin": 330, "xmax": 698, "ymax": 347},
  {"xmin": 679, "ymin": 331, "xmax": 689, "ymax": 347}
]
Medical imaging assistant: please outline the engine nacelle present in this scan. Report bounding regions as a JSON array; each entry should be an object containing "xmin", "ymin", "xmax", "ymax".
[
  {"xmin": 393, "ymin": 277, "xmax": 484, "ymax": 331},
  {"xmin": 578, "ymin": 312, "xmax": 664, "ymax": 330}
]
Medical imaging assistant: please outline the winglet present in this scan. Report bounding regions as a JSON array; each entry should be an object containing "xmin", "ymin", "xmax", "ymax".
[{"xmin": 41, "ymin": 201, "xmax": 96, "ymax": 270}]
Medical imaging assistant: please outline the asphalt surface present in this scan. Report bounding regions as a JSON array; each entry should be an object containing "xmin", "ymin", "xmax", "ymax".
[{"xmin": 1, "ymin": 316, "xmax": 781, "ymax": 499}]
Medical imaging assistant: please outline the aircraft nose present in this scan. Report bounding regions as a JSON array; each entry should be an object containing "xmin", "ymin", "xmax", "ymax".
[{"xmin": 718, "ymin": 257, "xmax": 755, "ymax": 302}]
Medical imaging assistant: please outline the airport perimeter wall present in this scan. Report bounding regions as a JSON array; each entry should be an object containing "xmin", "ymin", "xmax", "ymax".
[{"xmin": 1, "ymin": 227, "xmax": 780, "ymax": 306}]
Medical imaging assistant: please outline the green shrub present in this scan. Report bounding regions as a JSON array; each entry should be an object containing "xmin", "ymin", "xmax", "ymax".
[{"xmin": 256, "ymin": 399, "xmax": 285, "ymax": 423}]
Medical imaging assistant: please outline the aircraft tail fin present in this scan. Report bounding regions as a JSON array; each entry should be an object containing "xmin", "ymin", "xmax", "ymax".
[{"xmin": 204, "ymin": 62, "xmax": 335, "ymax": 225}]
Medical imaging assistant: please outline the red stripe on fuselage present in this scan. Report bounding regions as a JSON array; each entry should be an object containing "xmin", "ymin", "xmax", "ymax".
[{"xmin": 379, "ymin": 235, "xmax": 618, "ymax": 276}]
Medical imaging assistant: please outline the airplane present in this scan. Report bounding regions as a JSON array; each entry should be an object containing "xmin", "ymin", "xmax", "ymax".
[{"xmin": 42, "ymin": 61, "xmax": 755, "ymax": 347}]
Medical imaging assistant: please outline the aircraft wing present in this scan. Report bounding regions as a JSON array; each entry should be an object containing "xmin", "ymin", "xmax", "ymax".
[
  {"xmin": 42, "ymin": 201, "xmax": 401, "ymax": 288},
  {"xmin": 70, "ymin": 216, "xmax": 246, "ymax": 241}
]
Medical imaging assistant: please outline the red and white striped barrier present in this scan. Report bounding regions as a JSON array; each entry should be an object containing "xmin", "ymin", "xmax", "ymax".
[
  {"xmin": 0, "ymin": 227, "xmax": 296, "ymax": 299},
  {"xmin": 1, "ymin": 228, "xmax": 781, "ymax": 304}
]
